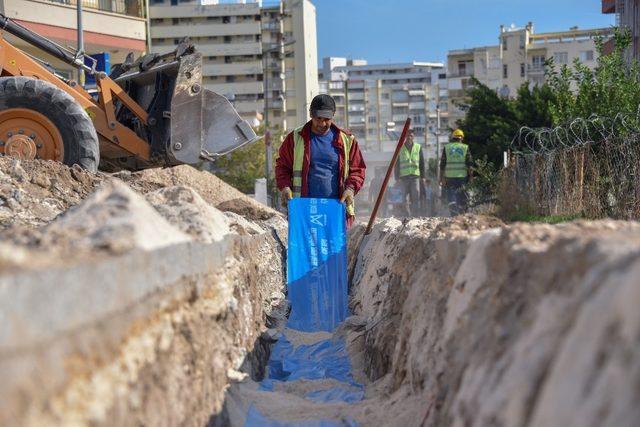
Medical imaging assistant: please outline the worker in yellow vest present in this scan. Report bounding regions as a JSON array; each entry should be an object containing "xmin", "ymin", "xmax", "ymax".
[
  {"xmin": 275, "ymin": 94, "xmax": 367, "ymax": 228},
  {"xmin": 439, "ymin": 128, "xmax": 473, "ymax": 215},
  {"xmin": 394, "ymin": 128, "xmax": 425, "ymax": 216}
]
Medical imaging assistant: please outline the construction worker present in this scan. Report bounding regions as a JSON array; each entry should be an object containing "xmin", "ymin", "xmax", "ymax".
[
  {"xmin": 275, "ymin": 94, "xmax": 366, "ymax": 228},
  {"xmin": 439, "ymin": 128, "xmax": 473, "ymax": 215},
  {"xmin": 394, "ymin": 128, "xmax": 425, "ymax": 216}
]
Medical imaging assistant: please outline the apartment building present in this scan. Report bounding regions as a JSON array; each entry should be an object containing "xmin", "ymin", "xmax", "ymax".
[
  {"xmin": 149, "ymin": 1, "xmax": 264, "ymax": 123},
  {"xmin": 602, "ymin": 0, "xmax": 640, "ymax": 61},
  {"xmin": 447, "ymin": 23, "xmax": 613, "ymax": 123},
  {"xmin": 319, "ymin": 59, "xmax": 447, "ymax": 210},
  {"xmin": 261, "ymin": 1, "xmax": 287, "ymax": 129},
  {"xmin": 319, "ymin": 59, "xmax": 445, "ymax": 156},
  {"xmin": 149, "ymin": 0, "xmax": 318, "ymax": 130},
  {"xmin": 0, "ymin": 0, "xmax": 147, "ymax": 79}
]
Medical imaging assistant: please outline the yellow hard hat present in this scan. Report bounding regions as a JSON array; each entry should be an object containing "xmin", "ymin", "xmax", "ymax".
[{"xmin": 452, "ymin": 129, "xmax": 465, "ymax": 140}]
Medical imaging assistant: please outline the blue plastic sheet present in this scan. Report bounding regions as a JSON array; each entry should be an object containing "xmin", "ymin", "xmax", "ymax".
[
  {"xmin": 244, "ymin": 198, "xmax": 361, "ymax": 427},
  {"xmin": 286, "ymin": 198, "xmax": 349, "ymax": 332},
  {"xmin": 245, "ymin": 405, "xmax": 358, "ymax": 427}
]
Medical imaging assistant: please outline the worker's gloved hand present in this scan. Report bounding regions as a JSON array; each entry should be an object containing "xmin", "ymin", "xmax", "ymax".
[
  {"xmin": 280, "ymin": 186, "xmax": 293, "ymax": 208},
  {"xmin": 340, "ymin": 187, "xmax": 355, "ymax": 206}
]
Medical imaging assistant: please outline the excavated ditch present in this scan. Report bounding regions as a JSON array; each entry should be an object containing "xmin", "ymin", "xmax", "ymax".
[
  {"xmin": 2, "ymin": 159, "xmax": 640, "ymax": 426},
  {"xmin": 218, "ymin": 216, "xmax": 640, "ymax": 427}
]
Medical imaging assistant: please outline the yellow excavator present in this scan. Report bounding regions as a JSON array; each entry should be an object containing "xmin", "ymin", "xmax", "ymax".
[{"xmin": 0, "ymin": 14, "xmax": 257, "ymax": 172}]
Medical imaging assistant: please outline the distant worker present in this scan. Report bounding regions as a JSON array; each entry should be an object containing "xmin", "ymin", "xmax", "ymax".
[
  {"xmin": 276, "ymin": 94, "xmax": 367, "ymax": 228},
  {"xmin": 394, "ymin": 128, "xmax": 425, "ymax": 216},
  {"xmin": 439, "ymin": 128, "xmax": 473, "ymax": 215}
]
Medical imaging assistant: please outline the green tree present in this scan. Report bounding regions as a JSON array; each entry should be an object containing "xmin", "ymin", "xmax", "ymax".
[
  {"xmin": 456, "ymin": 78, "xmax": 555, "ymax": 169},
  {"xmin": 212, "ymin": 125, "xmax": 286, "ymax": 194},
  {"xmin": 546, "ymin": 28, "xmax": 640, "ymax": 125}
]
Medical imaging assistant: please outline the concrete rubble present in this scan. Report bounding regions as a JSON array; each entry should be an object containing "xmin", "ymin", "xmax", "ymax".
[
  {"xmin": 1, "ymin": 158, "xmax": 640, "ymax": 426},
  {"xmin": 0, "ymin": 159, "xmax": 287, "ymax": 426}
]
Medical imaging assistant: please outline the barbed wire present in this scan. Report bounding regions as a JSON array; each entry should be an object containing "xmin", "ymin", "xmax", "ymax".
[
  {"xmin": 502, "ymin": 111, "xmax": 640, "ymax": 220},
  {"xmin": 510, "ymin": 109, "xmax": 640, "ymax": 154}
]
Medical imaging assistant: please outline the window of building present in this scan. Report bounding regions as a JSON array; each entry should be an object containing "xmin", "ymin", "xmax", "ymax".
[
  {"xmin": 224, "ymin": 56, "xmax": 232, "ymax": 63},
  {"xmin": 224, "ymin": 36, "xmax": 231, "ymax": 44},
  {"xmin": 554, "ymin": 52, "xmax": 569, "ymax": 64},
  {"xmin": 458, "ymin": 61, "xmax": 467, "ymax": 76},
  {"xmin": 226, "ymin": 75, "xmax": 235, "ymax": 82},
  {"xmin": 172, "ymin": 18, "xmax": 179, "ymax": 24},
  {"xmin": 503, "ymin": 38, "xmax": 507, "ymax": 51},
  {"xmin": 222, "ymin": 16, "xmax": 230, "ymax": 24},
  {"xmin": 519, "ymin": 35, "xmax": 525, "ymax": 49},
  {"xmin": 580, "ymin": 50, "xmax": 594, "ymax": 62},
  {"xmin": 532, "ymin": 55, "xmax": 545, "ymax": 70},
  {"xmin": 503, "ymin": 64, "xmax": 508, "ymax": 79},
  {"xmin": 368, "ymin": 116, "xmax": 377, "ymax": 124},
  {"xmin": 520, "ymin": 63, "xmax": 525, "ymax": 78}
]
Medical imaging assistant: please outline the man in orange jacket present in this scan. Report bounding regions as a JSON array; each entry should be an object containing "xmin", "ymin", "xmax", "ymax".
[{"xmin": 275, "ymin": 94, "xmax": 366, "ymax": 227}]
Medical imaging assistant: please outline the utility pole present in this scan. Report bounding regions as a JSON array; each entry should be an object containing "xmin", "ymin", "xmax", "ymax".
[
  {"xmin": 263, "ymin": 40, "xmax": 294, "ymax": 207},
  {"xmin": 435, "ymin": 106, "xmax": 441, "ymax": 182},
  {"xmin": 76, "ymin": 0, "xmax": 85, "ymax": 86},
  {"xmin": 343, "ymin": 78, "xmax": 349, "ymax": 128},
  {"xmin": 263, "ymin": 51, "xmax": 272, "ymax": 206}
]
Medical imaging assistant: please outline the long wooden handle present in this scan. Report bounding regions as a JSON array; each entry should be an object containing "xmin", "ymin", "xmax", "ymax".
[{"xmin": 365, "ymin": 118, "xmax": 412, "ymax": 235}]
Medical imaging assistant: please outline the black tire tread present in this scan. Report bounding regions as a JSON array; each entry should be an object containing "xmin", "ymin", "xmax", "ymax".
[{"xmin": 0, "ymin": 76, "xmax": 99, "ymax": 172}]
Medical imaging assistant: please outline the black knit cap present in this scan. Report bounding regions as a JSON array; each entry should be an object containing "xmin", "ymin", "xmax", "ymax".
[{"xmin": 310, "ymin": 94, "xmax": 336, "ymax": 119}]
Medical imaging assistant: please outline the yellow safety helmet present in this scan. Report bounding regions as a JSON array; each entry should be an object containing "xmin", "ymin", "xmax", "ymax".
[{"xmin": 452, "ymin": 129, "xmax": 465, "ymax": 140}]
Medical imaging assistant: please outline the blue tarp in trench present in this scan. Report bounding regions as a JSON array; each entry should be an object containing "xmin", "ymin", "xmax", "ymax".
[{"xmin": 245, "ymin": 199, "xmax": 362, "ymax": 426}]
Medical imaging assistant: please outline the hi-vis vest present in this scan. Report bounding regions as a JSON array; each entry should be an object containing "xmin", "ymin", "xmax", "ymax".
[
  {"xmin": 398, "ymin": 143, "xmax": 421, "ymax": 177},
  {"xmin": 444, "ymin": 142, "xmax": 469, "ymax": 178},
  {"xmin": 292, "ymin": 125, "xmax": 356, "ymax": 216}
]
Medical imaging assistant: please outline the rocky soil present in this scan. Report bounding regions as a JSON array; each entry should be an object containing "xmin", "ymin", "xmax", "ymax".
[{"xmin": 0, "ymin": 159, "xmax": 287, "ymax": 426}]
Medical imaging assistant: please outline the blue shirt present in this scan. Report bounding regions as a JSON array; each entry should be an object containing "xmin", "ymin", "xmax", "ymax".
[{"xmin": 308, "ymin": 128, "xmax": 340, "ymax": 199}]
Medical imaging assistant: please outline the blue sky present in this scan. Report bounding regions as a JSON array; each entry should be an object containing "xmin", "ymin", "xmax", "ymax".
[{"xmin": 315, "ymin": 0, "xmax": 615, "ymax": 65}]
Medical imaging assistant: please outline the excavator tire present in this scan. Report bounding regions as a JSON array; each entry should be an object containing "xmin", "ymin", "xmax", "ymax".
[{"xmin": 0, "ymin": 76, "xmax": 99, "ymax": 172}]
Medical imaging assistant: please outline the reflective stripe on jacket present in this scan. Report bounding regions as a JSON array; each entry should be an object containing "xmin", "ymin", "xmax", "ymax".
[
  {"xmin": 444, "ymin": 142, "xmax": 469, "ymax": 178},
  {"xmin": 398, "ymin": 143, "xmax": 421, "ymax": 177},
  {"xmin": 292, "ymin": 125, "xmax": 355, "ymax": 216}
]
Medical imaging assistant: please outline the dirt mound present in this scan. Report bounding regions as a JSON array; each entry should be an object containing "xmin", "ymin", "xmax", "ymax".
[
  {"xmin": 0, "ymin": 159, "xmax": 280, "ymax": 236},
  {"xmin": 0, "ymin": 158, "xmax": 100, "ymax": 229},
  {"xmin": 347, "ymin": 217, "xmax": 640, "ymax": 426},
  {"xmin": 117, "ymin": 165, "xmax": 280, "ymax": 221}
]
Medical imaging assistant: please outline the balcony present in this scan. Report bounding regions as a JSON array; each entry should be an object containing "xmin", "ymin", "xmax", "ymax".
[
  {"xmin": 200, "ymin": 41, "xmax": 261, "ymax": 57},
  {"xmin": 150, "ymin": 3, "xmax": 260, "ymax": 19},
  {"xmin": 205, "ymin": 81, "xmax": 263, "ymax": 96},
  {"xmin": 262, "ymin": 21, "xmax": 283, "ymax": 32},
  {"xmin": 527, "ymin": 64, "xmax": 546, "ymax": 75},
  {"xmin": 265, "ymin": 80, "xmax": 284, "ymax": 91},
  {"xmin": 267, "ymin": 99, "xmax": 284, "ymax": 110},
  {"xmin": 203, "ymin": 61, "xmax": 262, "ymax": 76},
  {"xmin": 151, "ymin": 22, "xmax": 261, "ymax": 39},
  {"xmin": 44, "ymin": 0, "xmax": 144, "ymax": 18}
]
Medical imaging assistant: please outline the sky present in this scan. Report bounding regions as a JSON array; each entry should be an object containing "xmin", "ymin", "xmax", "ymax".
[{"xmin": 314, "ymin": 0, "xmax": 615, "ymax": 65}]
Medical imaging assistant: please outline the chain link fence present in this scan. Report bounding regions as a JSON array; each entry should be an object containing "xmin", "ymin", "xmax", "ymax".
[{"xmin": 501, "ymin": 114, "xmax": 640, "ymax": 220}]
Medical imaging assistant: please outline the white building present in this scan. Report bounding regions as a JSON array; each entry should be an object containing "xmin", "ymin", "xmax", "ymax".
[
  {"xmin": 447, "ymin": 23, "xmax": 613, "ymax": 123},
  {"xmin": 319, "ymin": 58, "xmax": 448, "ymax": 214}
]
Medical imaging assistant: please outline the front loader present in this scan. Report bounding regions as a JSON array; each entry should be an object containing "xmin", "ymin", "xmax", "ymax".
[{"xmin": 0, "ymin": 14, "xmax": 257, "ymax": 172}]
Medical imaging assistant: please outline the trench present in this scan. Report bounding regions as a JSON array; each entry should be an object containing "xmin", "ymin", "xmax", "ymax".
[{"xmin": 211, "ymin": 216, "xmax": 640, "ymax": 427}]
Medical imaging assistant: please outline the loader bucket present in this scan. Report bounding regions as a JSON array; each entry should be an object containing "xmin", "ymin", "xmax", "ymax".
[{"xmin": 169, "ymin": 52, "xmax": 258, "ymax": 165}]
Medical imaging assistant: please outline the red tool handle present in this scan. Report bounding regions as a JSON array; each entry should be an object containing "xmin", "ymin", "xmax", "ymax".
[{"xmin": 365, "ymin": 118, "xmax": 412, "ymax": 235}]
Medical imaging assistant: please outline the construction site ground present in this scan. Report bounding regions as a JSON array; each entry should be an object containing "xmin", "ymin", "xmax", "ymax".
[{"xmin": 1, "ymin": 158, "xmax": 639, "ymax": 426}]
